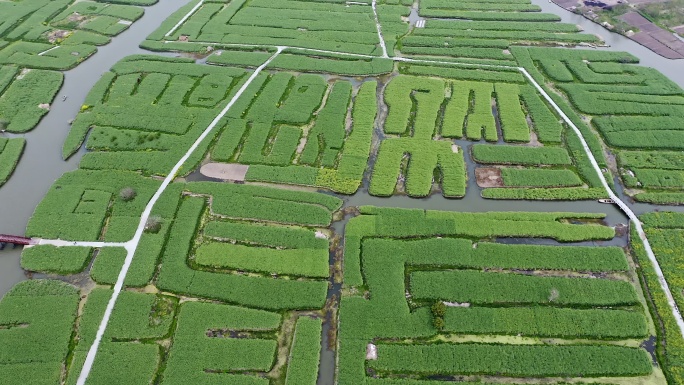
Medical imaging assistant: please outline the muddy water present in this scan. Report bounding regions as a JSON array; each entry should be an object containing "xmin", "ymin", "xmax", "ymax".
[{"xmin": 0, "ymin": 0, "xmax": 193, "ymax": 295}]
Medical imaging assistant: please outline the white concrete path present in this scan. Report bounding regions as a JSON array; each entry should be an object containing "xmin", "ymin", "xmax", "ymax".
[
  {"xmin": 74, "ymin": 47, "xmax": 284, "ymax": 385},
  {"xmin": 371, "ymin": 0, "xmax": 389, "ymax": 58},
  {"xmin": 165, "ymin": 0, "xmax": 204, "ymax": 37},
  {"xmin": 38, "ymin": 46, "xmax": 60, "ymax": 56},
  {"xmin": 37, "ymin": 239, "xmax": 128, "ymax": 248}
]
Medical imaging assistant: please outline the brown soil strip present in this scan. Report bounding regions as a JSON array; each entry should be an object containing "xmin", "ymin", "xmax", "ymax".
[{"xmin": 475, "ymin": 167, "xmax": 503, "ymax": 188}]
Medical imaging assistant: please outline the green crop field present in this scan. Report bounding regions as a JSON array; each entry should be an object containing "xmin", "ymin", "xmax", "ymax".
[{"xmin": 3, "ymin": 0, "xmax": 684, "ymax": 384}]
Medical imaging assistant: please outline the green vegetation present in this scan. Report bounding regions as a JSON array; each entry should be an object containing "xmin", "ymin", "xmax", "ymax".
[
  {"xmin": 515, "ymin": 46, "xmax": 684, "ymax": 201},
  {"xmin": 66, "ymin": 289, "xmax": 176, "ymax": 385},
  {"xmin": 411, "ymin": 270, "xmax": 638, "ymax": 306},
  {"xmin": 155, "ymin": 191, "xmax": 332, "ymax": 310},
  {"xmin": 339, "ymin": 207, "xmax": 650, "ymax": 384},
  {"xmin": 26, "ymin": 169, "xmax": 160, "ymax": 241},
  {"xmin": 0, "ymin": 0, "xmax": 144, "ymax": 70},
  {"xmin": 370, "ymin": 343, "xmax": 651, "ymax": 377},
  {"xmin": 0, "ymin": 137, "xmax": 24, "ymax": 187},
  {"xmin": 285, "ymin": 317, "xmax": 322, "ymax": 385},
  {"xmin": 641, "ymin": 212, "xmax": 684, "ymax": 329},
  {"xmin": 0, "ymin": 280, "xmax": 79, "ymax": 385},
  {"xmin": 631, "ymin": 225, "xmax": 684, "ymax": 385},
  {"xmin": 0, "ymin": 68, "xmax": 62, "ymax": 133},
  {"xmin": 472, "ymin": 144, "xmax": 571, "ymax": 165},
  {"xmin": 21, "ymin": 245, "xmax": 93, "ymax": 274},
  {"xmin": 243, "ymin": 78, "xmax": 377, "ymax": 194},
  {"xmin": 443, "ymin": 306, "xmax": 647, "ymax": 338},
  {"xmin": 500, "ymin": 168, "xmax": 584, "ymax": 187},
  {"xmin": 162, "ymin": 301, "xmax": 280, "ymax": 385},
  {"xmin": 6, "ymin": 0, "xmax": 683, "ymax": 382},
  {"xmin": 194, "ymin": 242, "xmax": 329, "ymax": 278},
  {"xmin": 147, "ymin": 0, "xmax": 383, "ymax": 56}
]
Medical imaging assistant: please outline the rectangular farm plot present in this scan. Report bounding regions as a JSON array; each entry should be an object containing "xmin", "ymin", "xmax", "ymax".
[
  {"xmin": 196, "ymin": 221, "xmax": 331, "ymax": 278},
  {"xmin": 157, "ymin": 0, "xmax": 384, "ymax": 56},
  {"xmin": 403, "ymin": 0, "xmax": 602, "ymax": 62},
  {"xmin": 370, "ymin": 343, "xmax": 652, "ymax": 377},
  {"xmin": 338, "ymin": 207, "xmax": 654, "ymax": 384},
  {"xmin": 472, "ymin": 140, "xmax": 608, "ymax": 200}
]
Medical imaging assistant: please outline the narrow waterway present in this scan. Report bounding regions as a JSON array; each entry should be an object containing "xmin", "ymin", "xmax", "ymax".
[{"xmin": 0, "ymin": 0, "xmax": 193, "ymax": 295}]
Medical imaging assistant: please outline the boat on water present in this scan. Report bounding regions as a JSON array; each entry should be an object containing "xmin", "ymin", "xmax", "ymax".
[{"xmin": 598, "ymin": 198, "xmax": 615, "ymax": 204}]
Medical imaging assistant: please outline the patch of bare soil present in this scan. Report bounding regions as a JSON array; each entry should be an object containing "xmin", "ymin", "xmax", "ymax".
[
  {"xmin": 200, "ymin": 163, "xmax": 249, "ymax": 181},
  {"xmin": 475, "ymin": 167, "xmax": 503, "ymax": 188},
  {"xmin": 67, "ymin": 13, "xmax": 86, "ymax": 23},
  {"xmin": 47, "ymin": 30, "xmax": 71, "ymax": 44}
]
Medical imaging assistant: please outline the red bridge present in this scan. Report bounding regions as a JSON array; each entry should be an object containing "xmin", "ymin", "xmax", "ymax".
[{"xmin": 0, "ymin": 234, "xmax": 35, "ymax": 249}]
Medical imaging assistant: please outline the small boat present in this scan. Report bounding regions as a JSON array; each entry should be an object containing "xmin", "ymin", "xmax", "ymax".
[{"xmin": 598, "ymin": 198, "xmax": 615, "ymax": 204}]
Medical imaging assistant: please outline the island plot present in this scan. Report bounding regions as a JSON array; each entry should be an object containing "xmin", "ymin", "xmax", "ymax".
[
  {"xmin": 0, "ymin": 0, "xmax": 159, "ymax": 187},
  {"xmin": 2, "ymin": 0, "xmax": 684, "ymax": 384}
]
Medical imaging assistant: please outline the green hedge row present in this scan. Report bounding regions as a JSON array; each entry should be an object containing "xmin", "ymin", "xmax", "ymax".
[
  {"xmin": 370, "ymin": 343, "xmax": 652, "ymax": 377},
  {"xmin": 204, "ymin": 220, "xmax": 328, "ymax": 249},
  {"xmin": 410, "ymin": 269, "xmax": 639, "ymax": 306},
  {"xmin": 363, "ymin": 237, "xmax": 629, "ymax": 272},
  {"xmin": 472, "ymin": 144, "xmax": 571, "ymax": 165},
  {"xmin": 500, "ymin": 168, "xmax": 584, "ymax": 187},
  {"xmin": 443, "ymin": 306, "xmax": 647, "ymax": 338},
  {"xmin": 187, "ymin": 182, "xmax": 341, "ymax": 226},
  {"xmin": 285, "ymin": 317, "xmax": 323, "ymax": 385},
  {"xmin": 194, "ymin": 242, "xmax": 329, "ymax": 278},
  {"xmin": 21, "ymin": 245, "xmax": 93, "ymax": 274},
  {"xmin": 482, "ymin": 187, "xmax": 607, "ymax": 200}
]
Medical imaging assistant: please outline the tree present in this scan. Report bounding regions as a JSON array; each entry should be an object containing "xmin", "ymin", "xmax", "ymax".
[
  {"xmin": 431, "ymin": 302, "xmax": 446, "ymax": 317},
  {"xmin": 549, "ymin": 288, "xmax": 560, "ymax": 302},
  {"xmin": 119, "ymin": 187, "xmax": 136, "ymax": 201},
  {"xmin": 145, "ymin": 215, "xmax": 163, "ymax": 233}
]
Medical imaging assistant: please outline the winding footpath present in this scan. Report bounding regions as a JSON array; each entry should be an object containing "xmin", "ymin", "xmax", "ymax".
[{"xmin": 23, "ymin": 4, "xmax": 680, "ymax": 384}]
